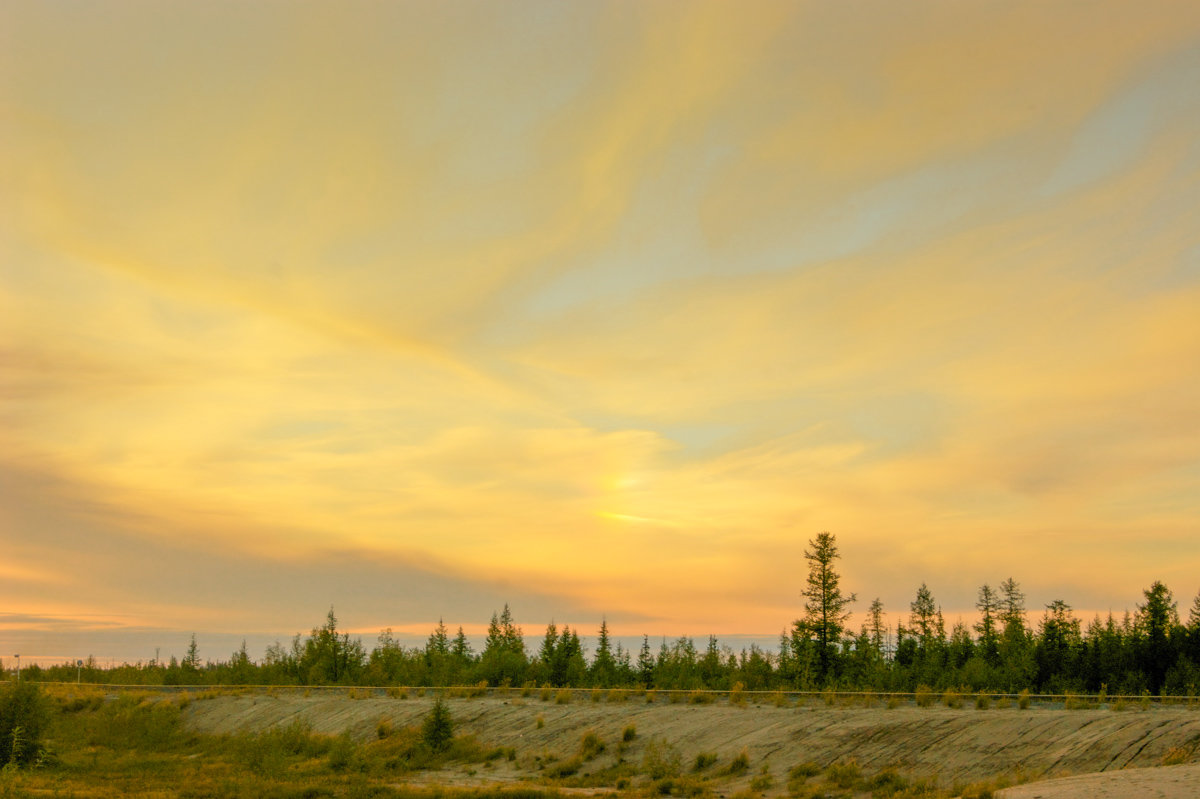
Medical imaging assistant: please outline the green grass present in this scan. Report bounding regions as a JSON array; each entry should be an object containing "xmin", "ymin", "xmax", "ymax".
[{"xmin": 0, "ymin": 686, "xmax": 557, "ymax": 798}]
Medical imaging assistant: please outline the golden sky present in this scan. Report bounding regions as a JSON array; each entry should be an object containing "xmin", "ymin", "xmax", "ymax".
[{"xmin": 3, "ymin": 1, "xmax": 1200, "ymax": 659}]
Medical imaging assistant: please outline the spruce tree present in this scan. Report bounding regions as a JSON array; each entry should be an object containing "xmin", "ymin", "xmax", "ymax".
[
  {"xmin": 592, "ymin": 619, "xmax": 616, "ymax": 687},
  {"xmin": 427, "ymin": 619, "xmax": 450, "ymax": 656},
  {"xmin": 421, "ymin": 697, "xmax": 454, "ymax": 752},
  {"xmin": 974, "ymin": 584, "xmax": 1000, "ymax": 665},
  {"xmin": 637, "ymin": 635, "xmax": 655, "ymax": 687}
]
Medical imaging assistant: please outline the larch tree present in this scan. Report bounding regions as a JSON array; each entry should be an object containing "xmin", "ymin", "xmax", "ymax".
[{"xmin": 796, "ymin": 531, "xmax": 856, "ymax": 684}]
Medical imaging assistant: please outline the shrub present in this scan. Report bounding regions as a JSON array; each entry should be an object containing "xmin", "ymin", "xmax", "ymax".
[
  {"xmin": 975, "ymin": 692, "xmax": 990, "ymax": 710},
  {"xmin": 787, "ymin": 762, "xmax": 820, "ymax": 780},
  {"xmin": 869, "ymin": 768, "xmax": 909, "ymax": 795},
  {"xmin": 942, "ymin": 690, "xmax": 962, "ymax": 709},
  {"xmin": 1018, "ymin": 689, "xmax": 1031, "ymax": 710},
  {"xmin": 580, "ymin": 730, "xmax": 605, "ymax": 760},
  {"xmin": 555, "ymin": 689, "xmax": 572, "ymax": 705},
  {"xmin": 723, "ymin": 748, "xmax": 750, "ymax": 775},
  {"xmin": 689, "ymin": 690, "xmax": 714, "ymax": 705},
  {"xmin": 825, "ymin": 759, "xmax": 862, "ymax": 789},
  {"xmin": 622, "ymin": 724, "xmax": 637, "ymax": 742},
  {"xmin": 545, "ymin": 755, "xmax": 583, "ymax": 777},
  {"xmin": 536, "ymin": 714, "xmax": 545, "ymax": 729},
  {"xmin": 914, "ymin": 685, "xmax": 935, "ymax": 707},
  {"xmin": 749, "ymin": 770, "xmax": 773, "ymax": 791},
  {"xmin": 327, "ymin": 731, "xmax": 357, "ymax": 772},
  {"xmin": 693, "ymin": 752, "xmax": 718, "ymax": 771},
  {"xmin": 770, "ymin": 691, "xmax": 789, "ymax": 708},
  {"xmin": 1162, "ymin": 746, "xmax": 1190, "ymax": 766},
  {"xmin": 642, "ymin": 738, "xmax": 682, "ymax": 779},
  {"xmin": 421, "ymin": 697, "xmax": 454, "ymax": 753},
  {"xmin": 730, "ymin": 682, "xmax": 746, "ymax": 706},
  {"xmin": 540, "ymin": 684, "xmax": 553, "ymax": 702}
]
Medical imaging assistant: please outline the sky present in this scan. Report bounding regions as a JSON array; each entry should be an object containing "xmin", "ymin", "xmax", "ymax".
[{"xmin": 2, "ymin": 0, "xmax": 1200, "ymax": 664}]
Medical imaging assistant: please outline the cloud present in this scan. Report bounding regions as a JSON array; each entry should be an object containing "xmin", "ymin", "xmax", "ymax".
[{"xmin": 1, "ymin": 1, "xmax": 1199, "ymax": 649}]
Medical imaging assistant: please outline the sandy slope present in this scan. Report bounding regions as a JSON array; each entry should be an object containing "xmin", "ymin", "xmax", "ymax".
[
  {"xmin": 182, "ymin": 691, "xmax": 1200, "ymax": 790},
  {"xmin": 995, "ymin": 762, "xmax": 1200, "ymax": 798}
]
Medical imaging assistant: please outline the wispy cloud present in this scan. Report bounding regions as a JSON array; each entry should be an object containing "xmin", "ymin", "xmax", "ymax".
[{"xmin": 2, "ymin": 1, "xmax": 1199, "ymax": 648}]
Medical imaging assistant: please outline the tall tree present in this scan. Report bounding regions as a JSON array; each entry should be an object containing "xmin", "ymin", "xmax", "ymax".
[
  {"xmin": 796, "ymin": 532, "xmax": 856, "ymax": 684},
  {"xmin": 451, "ymin": 626, "xmax": 474, "ymax": 662},
  {"xmin": 1136, "ymin": 581, "xmax": 1178, "ymax": 692},
  {"xmin": 908, "ymin": 583, "xmax": 938, "ymax": 647},
  {"xmin": 592, "ymin": 619, "xmax": 616, "ymax": 687},
  {"xmin": 426, "ymin": 619, "xmax": 450, "ymax": 656},
  {"xmin": 999, "ymin": 578, "xmax": 1027, "ymax": 638},
  {"xmin": 637, "ymin": 635, "xmax": 655, "ymax": 687},
  {"xmin": 862, "ymin": 598, "xmax": 887, "ymax": 660},
  {"xmin": 975, "ymin": 584, "xmax": 1001, "ymax": 665}
]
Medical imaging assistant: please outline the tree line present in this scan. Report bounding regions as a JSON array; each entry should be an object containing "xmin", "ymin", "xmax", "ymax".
[{"xmin": 15, "ymin": 533, "xmax": 1200, "ymax": 696}]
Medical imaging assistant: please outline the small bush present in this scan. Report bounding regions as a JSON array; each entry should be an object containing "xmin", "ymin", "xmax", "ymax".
[
  {"xmin": 770, "ymin": 691, "xmax": 789, "ymax": 708},
  {"xmin": 995, "ymin": 696, "xmax": 1012, "ymax": 709},
  {"xmin": 536, "ymin": 714, "xmax": 545, "ymax": 729},
  {"xmin": 723, "ymin": 748, "xmax": 750, "ymax": 775},
  {"xmin": 327, "ymin": 731, "xmax": 357, "ymax": 772},
  {"xmin": 546, "ymin": 755, "xmax": 583, "ymax": 777},
  {"xmin": 622, "ymin": 724, "xmax": 637, "ymax": 742},
  {"xmin": 1018, "ymin": 689, "xmax": 1031, "ymax": 710},
  {"xmin": 591, "ymin": 689, "xmax": 603, "ymax": 703},
  {"xmin": 975, "ymin": 692, "xmax": 990, "ymax": 710},
  {"xmin": 540, "ymin": 684, "xmax": 553, "ymax": 701},
  {"xmin": 869, "ymin": 767, "xmax": 909, "ymax": 795},
  {"xmin": 580, "ymin": 730, "xmax": 605, "ymax": 760},
  {"xmin": 376, "ymin": 718, "xmax": 394, "ymax": 739},
  {"xmin": 689, "ymin": 690, "xmax": 714, "ymax": 705},
  {"xmin": 1162, "ymin": 746, "xmax": 1190, "ymax": 766},
  {"xmin": 749, "ymin": 771, "xmax": 773, "ymax": 791},
  {"xmin": 942, "ymin": 690, "xmax": 962, "ymax": 709},
  {"xmin": 693, "ymin": 752, "xmax": 718, "ymax": 771},
  {"xmin": 555, "ymin": 689, "xmax": 572, "ymax": 705},
  {"xmin": 914, "ymin": 685, "xmax": 935, "ymax": 707},
  {"xmin": 730, "ymin": 682, "xmax": 746, "ymax": 706},
  {"xmin": 788, "ymin": 762, "xmax": 820, "ymax": 780},
  {"xmin": 1064, "ymin": 692, "xmax": 1091, "ymax": 710},
  {"xmin": 958, "ymin": 779, "xmax": 1000, "ymax": 799},
  {"xmin": 645, "ymin": 690, "xmax": 657, "ymax": 704},
  {"xmin": 886, "ymin": 695, "xmax": 902, "ymax": 709},
  {"xmin": 825, "ymin": 759, "xmax": 862, "ymax": 789},
  {"xmin": 642, "ymin": 738, "xmax": 682, "ymax": 779},
  {"xmin": 821, "ymin": 688, "xmax": 836, "ymax": 706}
]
